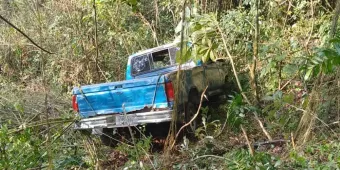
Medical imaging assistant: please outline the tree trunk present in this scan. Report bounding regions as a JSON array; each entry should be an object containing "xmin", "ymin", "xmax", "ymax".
[
  {"xmin": 217, "ymin": 0, "xmax": 223, "ymax": 21},
  {"xmin": 93, "ymin": 0, "xmax": 100, "ymax": 81},
  {"xmin": 330, "ymin": 0, "xmax": 340, "ymax": 37},
  {"xmin": 250, "ymin": 0, "xmax": 260, "ymax": 106}
]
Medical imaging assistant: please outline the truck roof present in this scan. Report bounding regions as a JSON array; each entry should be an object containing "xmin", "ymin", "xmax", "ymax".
[{"xmin": 128, "ymin": 42, "xmax": 179, "ymax": 60}]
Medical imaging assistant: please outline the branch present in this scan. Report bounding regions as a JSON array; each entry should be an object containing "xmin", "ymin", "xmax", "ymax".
[
  {"xmin": 135, "ymin": 12, "xmax": 159, "ymax": 46},
  {"xmin": 0, "ymin": 14, "xmax": 54, "ymax": 54},
  {"xmin": 330, "ymin": 0, "xmax": 340, "ymax": 38},
  {"xmin": 241, "ymin": 125, "xmax": 254, "ymax": 156},
  {"xmin": 305, "ymin": 0, "xmax": 315, "ymax": 53},
  {"xmin": 170, "ymin": 86, "xmax": 208, "ymax": 150},
  {"xmin": 93, "ymin": 0, "xmax": 100, "ymax": 80}
]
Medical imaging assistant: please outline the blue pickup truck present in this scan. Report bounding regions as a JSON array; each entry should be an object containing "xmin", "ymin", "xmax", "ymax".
[{"xmin": 72, "ymin": 42, "xmax": 230, "ymax": 145}]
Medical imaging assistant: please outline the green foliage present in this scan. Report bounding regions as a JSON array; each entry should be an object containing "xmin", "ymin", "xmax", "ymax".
[
  {"xmin": 0, "ymin": 125, "xmax": 42, "ymax": 169},
  {"xmin": 224, "ymin": 94, "xmax": 248, "ymax": 129},
  {"xmin": 303, "ymin": 37, "xmax": 340, "ymax": 80},
  {"xmin": 0, "ymin": 122, "xmax": 89, "ymax": 169},
  {"xmin": 0, "ymin": 0, "xmax": 339, "ymax": 169},
  {"xmin": 220, "ymin": 9, "xmax": 254, "ymax": 60},
  {"xmin": 54, "ymin": 155, "xmax": 86, "ymax": 170},
  {"xmin": 288, "ymin": 141, "xmax": 340, "ymax": 169},
  {"xmin": 224, "ymin": 150, "xmax": 281, "ymax": 170},
  {"xmin": 195, "ymin": 93, "xmax": 248, "ymax": 139},
  {"xmin": 116, "ymin": 136, "xmax": 152, "ymax": 162},
  {"xmin": 175, "ymin": 140, "xmax": 340, "ymax": 170},
  {"xmin": 175, "ymin": 9, "xmax": 221, "ymax": 63},
  {"xmin": 262, "ymin": 90, "xmax": 300, "ymax": 133},
  {"xmin": 1, "ymin": 0, "xmax": 177, "ymax": 85}
]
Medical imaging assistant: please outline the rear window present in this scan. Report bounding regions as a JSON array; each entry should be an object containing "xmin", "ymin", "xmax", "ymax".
[
  {"xmin": 131, "ymin": 55, "xmax": 151, "ymax": 75},
  {"xmin": 131, "ymin": 48, "xmax": 176, "ymax": 75}
]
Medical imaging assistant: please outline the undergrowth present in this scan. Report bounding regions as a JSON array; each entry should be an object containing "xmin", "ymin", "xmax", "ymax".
[{"xmin": 0, "ymin": 0, "xmax": 339, "ymax": 169}]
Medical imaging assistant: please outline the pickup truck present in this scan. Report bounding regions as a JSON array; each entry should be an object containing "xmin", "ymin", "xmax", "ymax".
[{"xmin": 72, "ymin": 42, "xmax": 230, "ymax": 146}]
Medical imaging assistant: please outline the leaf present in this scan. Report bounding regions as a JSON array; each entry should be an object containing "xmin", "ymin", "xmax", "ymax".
[
  {"xmin": 326, "ymin": 60, "xmax": 334, "ymax": 73},
  {"xmin": 304, "ymin": 68, "xmax": 313, "ymax": 81},
  {"xmin": 176, "ymin": 45, "xmax": 192, "ymax": 64},
  {"xmin": 126, "ymin": 0, "xmax": 137, "ymax": 5},
  {"xmin": 202, "ymin": 48, "xmax": 211, "ymax": 63},
  {"xmin": 183, "ymin": 50, "xmax": 192, "ymax": 63},
  {"xmin": 313, "ymin": 66, "xmax": 320, "ymax": 77},
  {"xmin": 210, "ymin": 50, "xmax": 216, "ymax": 61},
  {"xmin": 330, "ymin": 38, "xmax": 340, "ymax": 55}
]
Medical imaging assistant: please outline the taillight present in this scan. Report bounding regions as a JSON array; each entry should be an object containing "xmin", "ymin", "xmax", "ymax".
[
  {"xmin": 165, "ymin": 82, "xmax": 174, "ymax": 102},
  {"xmin": 72, "ymin": 95, "xmax": 79, "ymax": 112}
]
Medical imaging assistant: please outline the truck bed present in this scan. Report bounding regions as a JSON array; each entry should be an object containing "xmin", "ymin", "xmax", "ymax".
[{"xmin": 73, "ymin": 75, "xmax": 170, "ymax": 118}]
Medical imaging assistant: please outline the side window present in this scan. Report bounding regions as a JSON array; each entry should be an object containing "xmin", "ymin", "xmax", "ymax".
[
  {"xmin": 151, "ymin": 49, "xmax": 171, "ymax": 69},
  {"xmin": 131, "ymin": 55, "xmax": 151, "ymax": 75}
]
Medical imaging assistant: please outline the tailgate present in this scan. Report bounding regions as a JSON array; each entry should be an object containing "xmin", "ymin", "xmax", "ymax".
[{"xmin": 73, "ymin": 76, "xmax": 169, "ymax": 118}]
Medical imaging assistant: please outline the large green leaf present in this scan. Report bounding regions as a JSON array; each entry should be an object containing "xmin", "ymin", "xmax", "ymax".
[
  {"xmin": 304, "ymin": 66, "xmax": 313, "ymax": 81},
  {"xmin": 303, "ymin": 38, "xmax": 340, "ymax": 80}
]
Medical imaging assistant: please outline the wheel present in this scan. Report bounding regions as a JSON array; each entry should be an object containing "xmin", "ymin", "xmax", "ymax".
[
  {"xmin": 184, "ymin": 90, "xmax": 201, "ymax": 139},
  {"xmin": 100, "ymin": 128, "xmax": 119, "ymax": 147},
  {"xmin": 78, "ymin": 129, "xmax": 91, "ymax": 136}
]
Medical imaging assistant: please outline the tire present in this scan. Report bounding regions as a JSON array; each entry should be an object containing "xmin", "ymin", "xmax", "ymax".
[
  {"xmin": 100, "ymin": 128, "xmax": 118, "ymax": 147},
  {"xmin": 185, "ymin": 90, "xmax": 201, "ymax": 139},
  {"xmin": 78, "ymin": 129, "xmax": 91, "ymax": 136}
]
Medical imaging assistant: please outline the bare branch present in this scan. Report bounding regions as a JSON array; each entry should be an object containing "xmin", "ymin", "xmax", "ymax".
[
  {"xmin": 0, "ymin": 14, "xmax": 54, "ymax": 54},
  {"xmin": 241, "ymin": 125, "xmax": 254, "ymax": 156},
  {"xmin": 170, "ymin": 86, "xmax": 208, "ymax": 150}
]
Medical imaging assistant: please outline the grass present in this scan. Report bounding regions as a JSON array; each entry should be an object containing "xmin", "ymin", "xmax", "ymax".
[{"xmin": 0, "ymin": 75, "xmax": 339, "ymax": 169}]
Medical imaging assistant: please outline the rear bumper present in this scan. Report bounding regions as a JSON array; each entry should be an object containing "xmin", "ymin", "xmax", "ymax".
[{"xmin": 74, "ymin": 110, "xmax": 172, "ymax": 129}]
